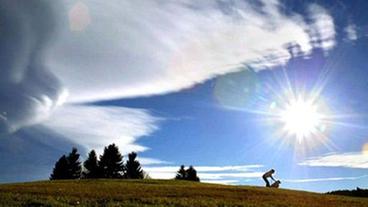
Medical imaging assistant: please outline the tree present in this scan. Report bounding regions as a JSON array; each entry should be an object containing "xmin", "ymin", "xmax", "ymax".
[
  {"xmin": 175, "ymin": 165, "xmax": 187, "ymax": 180},
  {"xmin": 186, "ymin": 166, "xmax": 200, "ymax": 182},
  {"xmin": 125, "ymin": 152, "xmax": 144, "ymax": 179},
  {"xmin": 50, "ymin": 155, "xmax": 69, "ymax": 180},
  {"xmin": 83, "ymin": 150, "xmax": 100, "ymax": 178},
  {"xmin": 99, "ymin": 144, "xmax": 124, "ymax": 178},
  {"xmin": 50, "ymin": 148, "xmax": 82, "ymax": 180},
  {"xmin": 67, "ymin": 147, "xmax": 82, "ymax": 179}
]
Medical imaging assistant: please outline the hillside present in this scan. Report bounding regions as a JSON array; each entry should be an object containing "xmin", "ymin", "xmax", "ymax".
[{"xmin": 0, "ymin": 179, "xmax": 367, "ymax": 207}]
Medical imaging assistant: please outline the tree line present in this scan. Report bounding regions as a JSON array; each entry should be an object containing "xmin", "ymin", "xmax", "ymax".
[
  {"xmin": 50, "ymin": 144, "xmax": 144, "ymax": 179},
  {"xmin": 327, "ymin": 187, "xmax": 368, "ymax": 198},
  {"xmin": 175, "ymin": 165, "xmax": 200, "ymax": 181},
  {"xmin": 50, "ymin": 143, "xmax": 200, "ymax": 182}
]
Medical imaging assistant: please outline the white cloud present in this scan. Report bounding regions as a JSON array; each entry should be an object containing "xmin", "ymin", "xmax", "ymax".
[
  {"xmin": 345, "ymin": 24, "xmax": 358, "ymax": 41},
  {"xmin": 299, "ymin": 152, "xmax": 368, "ymax": 169},
  {"xmin": 0, "ymin": 1, "xmax": 338, "ymax": 164},
  {"xmin": 138, "ymin": 157, "xmax": 171, "ymax": 165},
  {"xmin": 0, "ymin": 0, "xmax": 65, "ymax": 133},
  {"xmin": 0, "ymin": 0, "xmax": 338, "ymax": 138},
  {"xmin": 42, "ymin": 105, "xmax": 160, "ymax": 154},
  {"xmin": 143, "ymin": 164, "xmax": 264, "ymax": 183},
  {"xmin": 146, "ymin": 172, "xmax": 175, "ymax": 180},
  {"xmin": 198, "ymin": 172, "xmax": 263, "ymax": 180},
  {"xmin": 307, "ymin": 4, "xmax": 336, "ymax": 50},
  {"xmin": 194, "ymin": 165, "xmax": 263, "ymax": 172},
  {"xmin": 142, "ymin": 165, "xmax": 263, "ymax": 173},
  {"xmin": 45, "ymin": 0, "xmax": 337, "ymax": 103},
  {"xmin": 284, "ymin": 175, "xmax": 368, "ymax": 183}
]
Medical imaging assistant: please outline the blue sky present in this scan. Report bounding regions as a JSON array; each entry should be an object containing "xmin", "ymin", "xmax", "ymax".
[{"xmin": 1, "ymin": 0, "xmax": 368, "ymax": 192}]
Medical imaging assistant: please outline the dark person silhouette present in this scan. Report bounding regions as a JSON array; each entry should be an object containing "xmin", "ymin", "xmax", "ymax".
[{"xmin": 262, "ymin": 169, "xmax": 276, "ymax": 187}]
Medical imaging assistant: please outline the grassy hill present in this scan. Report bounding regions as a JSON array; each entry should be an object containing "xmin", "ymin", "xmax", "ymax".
[{"xmin": 0, "ymin": 179, "xmax": 367, "ymax": 207}]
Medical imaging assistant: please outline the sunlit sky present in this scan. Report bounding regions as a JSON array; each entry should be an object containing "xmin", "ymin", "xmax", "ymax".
[{"xmin": 1, "ymin": 0, "xmax": 368, "ymax": 192}]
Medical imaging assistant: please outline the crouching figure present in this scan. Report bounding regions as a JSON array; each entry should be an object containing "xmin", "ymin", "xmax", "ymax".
[{"xmin": 270, "ymin": 180, "xmax": 281, "ymax": 188}]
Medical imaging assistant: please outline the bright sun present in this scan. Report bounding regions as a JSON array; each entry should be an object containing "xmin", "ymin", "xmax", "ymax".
[{"xmin": 279, "ymin": 97, "xmax": 322, "ymax": 141}]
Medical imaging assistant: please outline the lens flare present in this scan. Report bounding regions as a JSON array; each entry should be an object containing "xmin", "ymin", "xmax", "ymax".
[
  {"xmin": 362, "ymin": 143, "xmax": 368, "ymax": 155},
  {"xmin": 267, "ymin": 89, "xmax": 335, "ymax": 154},
  {"xmin": 280, "ymin": 97, "xmax": 322, "ymax": 142}
]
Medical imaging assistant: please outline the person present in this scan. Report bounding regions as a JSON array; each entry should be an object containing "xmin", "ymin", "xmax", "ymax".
[
  {"xmin": 270, "ymin": 180, "xmax": 281, "ymax": 188},
  {"xmin": 262, "ymin": 169, "xmax": 276, "ymax": 187}
]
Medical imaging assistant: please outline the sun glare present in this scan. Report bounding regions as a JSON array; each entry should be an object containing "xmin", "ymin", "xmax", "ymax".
[{"xmin": 280, "ymin": 98, "xmax": 322, "ymax": 141}]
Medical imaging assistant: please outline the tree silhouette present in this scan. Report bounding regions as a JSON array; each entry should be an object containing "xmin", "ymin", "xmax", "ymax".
[
  {"xmin": 175, "ymin": 165, "xmax": 187, "ymax": 180},
  {"xmin": 67, "ymin": 147, "xmax": 82, "ymax": 179},
  {"xmin": 186, "ymin": 166, "xmax": 200, "ymax": 182},
  {"xmin": 125, "ymin": 152, "xmax": 144, "ymax": 179},
  {"xmin": 50, "ymin": 147, "xmax": 81, "ymax": 180},
  {"xmin": 83, "ymin": 150, "xmax": 100, "ymax": 178},
  {"xmin": 99, "ymin": 144, "xmax": 124, "ymax": 178},
  {"xmin": 50, "ymin": 155, "xmax": 69, "ymax": 180}
]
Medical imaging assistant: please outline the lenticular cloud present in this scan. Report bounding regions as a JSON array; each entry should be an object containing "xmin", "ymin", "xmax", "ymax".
[
  {"xmin": 0, "ymin": 0, "xmax": 65, "ymax": 133},
  {"xmin": 47, "ymin": 0, "xmax": 336, "ymax": 103},
  {"xmin": 0, "ymin": 0, "xmax": 337, "ymax": 140},
  {"xmin": 42, "ymin": 105, "xmax": 160, "ymax": 154}
]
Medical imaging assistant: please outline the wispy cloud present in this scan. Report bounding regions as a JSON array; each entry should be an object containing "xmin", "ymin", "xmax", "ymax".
[
  {"xmin": 143, "ymin": 165, "xmax": 263, "ymax": 173},
  {"xmin": 0, "ymin": 0, "xmax": 338, "ymax": 137},
  {"xmin": 0, "ymin": 1, "xmax": 65, "ymax": 134},
  {"xmin": 138, "ymin": 157, "xmax": 171, "ymax": 165},
  {"xmin": 196, "ymin": 165, "xmax": 263, "ymax": 172},
  {"xmin": 299, "ymin": 152, "xmax": 368, "ymax": 169},
  {"xmin": 345, "ymin": 24, "xmax": 358, "ymax": 41},
  {"xmin": 42, "ymin": 105, "xmax": 161, "ymax": 154},
  {"xmin": 47, "ymin": 0, "xmax": 337, "ymax": 103},
  {"xmin": 198, "ymin": 172, "xmax": 263, "ymax": 180},
  {"xmin": 143, "ymin": 164, "xmax": 264, "ymax": 183},
  {"xmin": 307, "ymin": 4, "xmax": 336, "ymax": 50},
  {"xmin": 284, "ymin": 175, "xmax": 368, "ymax": 183}
]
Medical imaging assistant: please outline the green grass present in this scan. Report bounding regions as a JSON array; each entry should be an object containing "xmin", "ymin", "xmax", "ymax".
[{"xmin": 0, "ymin": 179, "xmax": 367, "ymax": 207}]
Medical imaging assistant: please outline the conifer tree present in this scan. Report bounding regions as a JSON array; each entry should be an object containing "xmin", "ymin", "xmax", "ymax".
[
  {"xmin": 99, "ymin": 144, "xmax": 124, "ymax": 178},
  {"xmin": 175, "ymin": 165, "xmax": 187, "ymax": 180},
  {"xmin": 50, "ymin": 155, "xmax": 69, "ymax": 180},
  {"xmin": 67, "ymin": 147, "xmax": 82, "ymax": 179},
  {"xmin": 50, "ymin": 147, "xmax": 82, "ymax": 180},
  {"xmin": 186, "ymin": 166, "xmax": 200, "ymax": 182},
  {"xmin": 83, "ymin": 150, "xmax": 100, "ymax": 178},
  {"xmin": 125, "ymin": 152, "xmax": 144, "ymax": 179}
]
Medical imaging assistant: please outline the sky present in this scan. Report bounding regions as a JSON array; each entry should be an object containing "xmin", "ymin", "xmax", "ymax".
[{"xmin": 1, "ymin": 0, "xmax": 368, "ymax": 192}]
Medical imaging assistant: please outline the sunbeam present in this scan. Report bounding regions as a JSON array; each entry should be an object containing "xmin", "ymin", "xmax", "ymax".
[{"xmin": 279, "ymin": 96, "xmax": 324, "ymax": 142}]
